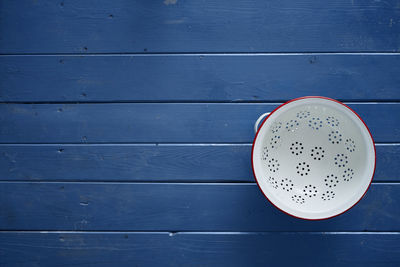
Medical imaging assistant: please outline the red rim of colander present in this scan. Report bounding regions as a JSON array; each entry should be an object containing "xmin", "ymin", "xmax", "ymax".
[{"xmin": 251, "ymin": 96, "xmax": 376, "ymax": 220}]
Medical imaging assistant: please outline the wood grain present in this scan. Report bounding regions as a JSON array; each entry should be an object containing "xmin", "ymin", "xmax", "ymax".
[
  {"xmin": 1, "ymin": 232, "xmax": 399, "ymax": 267},
  {"xmin": 0, "ymin": 144, "xmax": 397, "ymax": 182},
  {"xmin": 1, "ymin": 0, "xmax": 400, "ymax": 265},
  {"xmin": 1, "ymin": 54, "xmax": 400, "ymax": 102},
  {"xmin": 0, "ymin": 103, "xmax": 398, "ymax": 143},
  {"xmin": 1, "ymin": 0, "xmax": 399, "ymax": 53},
  {"xmin": 1, "ymin": 183, "xmax": 399, "ymax": 231}
]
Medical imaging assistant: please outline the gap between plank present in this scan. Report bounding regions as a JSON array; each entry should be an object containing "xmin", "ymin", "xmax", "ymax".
[
  {"xmin": 0, "ymin": 143, "xmax": 397, "ymax": 146},
  {"xmin": 1, "ymin": 52, "xmax": 400, "ymax": 56},
  {"xmin": 1, "ymin": 100, "xmax": 400, "ymax": 104},
  {"xmin": 0, "ymin": 230, "xmax": 399, "ymax": 235},
  {"xmin": 0, "ymin": 181, "xmax": 395, "ymax": 185}
]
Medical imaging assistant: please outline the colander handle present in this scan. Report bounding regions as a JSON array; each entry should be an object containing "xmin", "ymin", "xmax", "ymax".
[{"xmin": 254, "ymin": 112, "xmax": 270, "ymax": 134}]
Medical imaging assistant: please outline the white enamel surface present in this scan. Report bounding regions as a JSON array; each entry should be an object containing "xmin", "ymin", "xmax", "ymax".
[{"xmin": 253, "ymin": 98, "xmax": 375, "ymax": 220}]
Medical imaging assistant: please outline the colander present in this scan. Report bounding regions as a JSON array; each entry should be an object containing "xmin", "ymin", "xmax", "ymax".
[{"xmin": 251, "ymin": 96, "xmax": 376, "ymax": 220}]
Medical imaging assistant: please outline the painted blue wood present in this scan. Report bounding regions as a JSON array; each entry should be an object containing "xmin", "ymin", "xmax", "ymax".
[
  {"xmin": 0, "ymin": 144, "xmax": 397, "ymax": 182},
  {"xmin": 0, "ymin": 0, "xmax": 399, "ymax": 53},
  {"xmin": 0, "ymin": 232, "xmax": 399, "ymax": 267},
  {"xmin": 0, "ymin": 183, "xmax": 398, "ymax": 231},
  {"xmin": 0, "ymin": 0, "xmax": 399, "ymax": 265},
  {"xmin": 1, "ymin": 54, "xmax": 400, "ymax": 102},
  {"xmin": 0, "ymin": 103, "xmax": 398, "ymax": 143}
]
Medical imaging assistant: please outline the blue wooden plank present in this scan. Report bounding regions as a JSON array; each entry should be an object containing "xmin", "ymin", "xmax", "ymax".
[
  {"xmin": 1, "ymin": 54, "xmax": 400, "ymax": 102},
  {"xmin": 0, "ymin": 183, "xmax": 399, "ymax": 231},
  {"xmin": 0, "ymin": 232, "xmax": 399, "ymax": 267},
  {"xmin": 0, "ymin": 103, "xmax": 398, "ymax": 143},
  {"xmin": 0, "ymin": 144, "xmax": 397, "ymax": 182},
  {"xmin": 375, "ymin": 144, "xmax": 400, "ymax": 181},
  {"xmin": 0, "ymin": 0, "xmax": 399, "ymax": 53}
]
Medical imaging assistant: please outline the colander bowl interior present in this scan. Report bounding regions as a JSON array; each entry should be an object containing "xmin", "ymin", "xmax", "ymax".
[{"xmin": 252, "ymin": 97, "xmax": 375, "ymax": 220}]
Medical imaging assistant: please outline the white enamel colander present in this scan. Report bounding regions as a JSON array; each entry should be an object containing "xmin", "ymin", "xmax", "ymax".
[{"xmin": 251, "ymin": 96, "xmax": 376, "ymax": 220}]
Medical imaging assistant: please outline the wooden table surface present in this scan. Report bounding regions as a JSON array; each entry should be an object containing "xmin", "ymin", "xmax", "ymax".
[{"xmin": 1, "ymin": 0, "xmax": 400, "ymax": 266}]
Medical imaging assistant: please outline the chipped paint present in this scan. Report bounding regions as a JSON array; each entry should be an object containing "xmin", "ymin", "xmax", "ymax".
[
  {"xmin": 164, "ymin": 18, "xmax": 186, "ymax": 24},
  {"xmin": 163, "ymin": 0, "xmax": 177, "ymax": 5}
]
